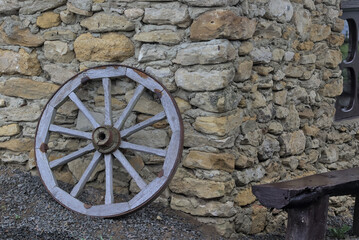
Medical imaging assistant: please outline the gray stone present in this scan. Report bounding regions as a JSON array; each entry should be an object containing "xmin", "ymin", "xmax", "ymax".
[
  {"xmin": 133, "ymin": 30, "xmax": 185, "ymax": 45},
  {"xmin": 320, "ymin": 145, "xmax": 339, "ymax": 164},
  {"xmin": 194, "ymin": 169, "xmax": 233, "ymax": 182},
  {"xmin": 233, "ymin": 165, "xmax": 266, "ymax": 186},
  {"xmin": 44, "ymin": 41, "xmax": 75, "ymax": 63},
  {"xmin": 0, "ymin": 0, "xmax": 20, "ymax": 16},
  {"xmin": 279, "ymin": 130, "xmax": 306, "ymax": 156},
  {"xmin": 180, "ymin": 0, "xmax": 239, "ymax": 6},
  {"xmin": 43, "ymin": 64, "xmax": 77, "ymax": 84},
  {"xmin": 80, "ymin": 12, "xmax": 135, "ymax": 32},
  {"xmin": 282, "ymin": 156, "xmax": 299, "ymax": 170},
  {"xmin": 258, "ymin": 135, "xmax": 280, "ymax": 161},
  {"xmin": 124, "ymin": 8, "xmax": 144, "ymax": 19},
  {"xmin": 128, "ymin": 129, "xmax": 169, "ymax": 148},
  {"xmin": 300, "ymin": 54, "xmax": 317, "ymax": 64},
  {"xmin": 173, "ymin": 39, "xmax": 236, "ymax": 66},
  {"xmin": 240, "ymin": 129, "xmax": 263, "ymax": 147},
  {"xmin": 190, "ymin": 86, "xmax": 241, "ymax": 113},
  {"xmin": 275, "ymin": 106, "xmax": 289, "ymax": 119},
  {"xmin": 236, "ymin": 60, "xmax": 253, "ymax": 82},
  {"xmin": 256, "ymin": 105, "xmax": 273, "ymax": 123},
  {"xmin": 268, "ymin": 121, "xmax": 283, "ymax": 135},
  {"xmin": 250, "ymin": 47, "xmax": 272, "ymax": 63},
  {"xmin": 266, "ymin": 0, "xmax": 293, "ymax": 22},
  {"xmin": 20, "ymin": 0, "xmax": 67, "ymax": 15},
  {"xmin": 283, "ymin": 104, "xmax": 300, "ymax": 131},
  {"xmin": 43, "ymin": 30, "xmax": 77, "ymax": 41},
  {"xmin": 145, "ymin": 67, "xmax": 176, "ymax": 92},
  {"xmin": 68, "ymin": 157, "xmax": 105, "ymax": 182},
  {"xmin": 299, "ymin": 72, "xmax": 321, "ymax": 89},
  {"xmin": 60, "ymin": 10, "xmax": 76, "ymax": 25},
  {"xmin": 138, "ymin": 44, "xmax": 174, "ymax": 62},
  {"xmin": 293, "ymin": 7, "xmax": 311, "ymax": 39},
  {"xmin": 0, "ymin": 104, "xmax": 41, "ymax": 122},
  {"xmin": 143, "ymin": 4, "xmax": 190, "ymax": 27},
  {"xmin": 69, "ymin": 0, "xmax": 92, "ymax": 11},
  {"xmin": 273, "ymin": 90, "xmax": 287, "ymax": 106}
]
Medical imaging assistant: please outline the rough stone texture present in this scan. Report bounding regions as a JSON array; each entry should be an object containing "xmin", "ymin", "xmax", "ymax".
[
  {"xmin": 68, "ymin": 158, "xmax": 104, "ymax": 182},
  {"xmin": 235, "ymin": 187, "xmax": 256, "ymax": 206},
  {"xmin": 60, "ymin": 9, "xmax": 76, "ymax": 24},
  {"xmin": 0, "ymin": 0, "xmax": 20, "ymax": 16},
  {"xmin": 67, "ymin": 0, "xmax": 92, "ymax": 16},
  {"xmin": 0, "ymin": 22, "xmax": 44, "ymax": 47},
  {"xmin": 0, "ymin": 49, "xmax": 41, "ymax": 76},
  {"xmin": 19, "ymin": 0, "xmax": 66, "ymax": 15},
  {"xmin": 233, "ymin": 165, "xmax": 266, "ymax": 186},
  {"xmin": 133, "ymin": 30, "xmax": 184, "ymax": 45},
  {"xmin": 143, "ymin": 4, "xmax": 190, "ymax": 27},
  {"xmin": 183, "ymin": 151, "xmax": 235, "ymax": 172},
  {"xmin": 80, "ymin": 12, "xmax": 135, "ymax": 32},
  {"xmin": 125, "ymin": 90, "xmax": 163, "ymax": 115},
  {"xmin": 124, "ymin": 8, "xmax": 144, "ymax": 19},
  {"xmin": 74, "ymin": 33, "xmax": 135, "ymax": 62},
  {"xmin": 266, "ymin": 0, "xmax": 293, "ymax": 22},
  {"xmin": 43, "ymin": 64, "xmax": 77, "ymax": 84},
  {"xmin": 0, "ymin": 124, "xmax": 21, "ymax": 137},
  {"xmin": 36, "ymin": 12, "xmax": 61, "ymax": 29},
  {"xmin": 43, "ymin": 30, "xmax": 77, "ymax": 41},
  {"xmin": 190, "ymin": 10, "xmax": 256, "ymax": 41},
  {"xmin": 0, "ymin": 138, "xmax": 33, "ymax": 152},
  {"xmin": 181, "ymin": 0, "xmax": 239, "ymax": 6},
  {"xmin": 44, "ymin": 41, "xmax": 75, "ymax": 63},
  {"xmin": 279, "ymin": 130, "xmax": 306, "ymax": 156},
  {"xmin": 0, "ymin": 78, "xmax": 59, "ymax": 100}
]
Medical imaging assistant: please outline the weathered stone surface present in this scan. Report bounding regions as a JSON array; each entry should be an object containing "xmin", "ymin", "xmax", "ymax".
[
  {"xmin": 320, "ymin": 78, "xmax": 343, "ymax": 97},
  {"xmin": 36, "ymin": 12, "xmax": 61, "ymax": 29},
  {"xmin": 0, "ymin": 0, "xmax": 20, "ymax": 16},
  {"xmin": 316, "ymin": 49, "xmax": 342, "ymax": 69},
  {"xmin": 20, "ymin": 0, "xmax": 66, "ymax": 15},
  {"xmin": 43, "ymin": 64, "xmax": 77, "ymax": 84},
  {"xmin": 173, "ymin": 39, "xmax": 236, "ymax": 66},
  {"xmin": 183, "ymin": 151, "xmax": 235, "ymax": 172},
  {"xmin": 236, "ymin": 60, "xmax": 253, "ymax": 81},
  {"xmin": 293, "ymin": 7, "xmax": 311, "ymax": 39},
  {"xmin": 252, "ymin": 91, "xmax": 267, "ymax": 108},
  {"xmin": 124, "ymin": 8, "xmax": 144, "ymax": 19},
  {"xmin": 268, "ymin": 121, "xmax": 283, "ymax": 135},
  {"xmin": 239, "ymin": 41, "xmax": 254, "ymax": 55},
  {"xmin": 310, "ymin": 24, "xmax": 331, "ymax": 42},
  {"xmin": 80, "ymin": 12, "xmax": 135, "ymax": 32},
  {"xmin": 143, "ymin": 5, "xmax": 190, "ymax": 26},
  {"xmin": 175, "ymin": 66, "xmax": 234, "ymax": 91},
  {"xmin": 43, "ymin": 30, "xmax": 77, "ymax": 41},
  {"xmin": 258, "ymin": 135, "xmax": 280, "ymax": 161},
  {"xmin": 233, "ymin": 165, "xmax": 266, "ymax": 186},
  {"xmin": 190, "ymin": 10, "xmax": 256, "ymax": 41},
  {"xmin": 273, "ymin": 90, "xmax": 287, "ymax": 106},
  {"xmin": 0, "ymin": 104, "xmax": 41, "ymax": 122},
  {"xmin": 44, "ymin": 41, "xmax": 75, "ymax": 63},
  {"xmin": 145, "ymin": 67, "xmax": 176, "ymax": 92},
  {"xmin": 0, "ymin": 49, "xmax": 41, "ymax": 76},
  {"xmin": 190, "ymin": 86, "xmax": 240, "ymax": 113},
  {"xmin": 0, "ymin": 22, "xmax": 44, "ymax": 47},
  {"xmin": 74, "ymin": 33, "xmax": 135, "ymax": 62},
  {"xmin": 283, "ymin": 104, "xmax": 300, "ymax": 131},
  {"xmin": 0, "ymin": 124, "xmax": 21, "ymax": 137},
  {"xmin": 266, "ymin": 0, "xmax": 293, "ymax": 22},
  {"xmin": 60, "ymin": 10, "xmax": 76, "ymax": 24},
  {"xmin": 95, "ymin": 96, "xmax": 126, "ymax": 110},
  {"xmin": 197, "ymin": 217, "xmax": 235, "ymax": 237},
  {"xmin": 125, "ymin": 90, "xmax": 163, "ymax": 115},
  {"xmin": 68, "ymin": 158, "xmax": 104, "ymax": 182},
  {"xmin": 0, "ymin": 78, "xmax": 59, "ymax": 100},
  {"xmin": 181, "ymin": 0, "xmax": 239, "ymax": 6},
  {"xmin": 279, "ymin": 130, "xmax": 306, "ymax": 156},
  {"xmin": 128, "ymin": 129, "xmax": 169, "ymax": 148},
  {"xmin": 282, "ymin": 156, "xmax": 299, "ymax": 170},
  {"xmin": 134, "ymin": 30, "xmax": 184, "ymax": 45},
  {"xmin": 67, "ymin": 0, "xmax": 92, "ymax": 16},
  {"xmin": 193, "ymin": 109, "xmax": 242, "ymax": 136},
  {"xmin": 138, "ymin": 44, "xmax": 174, "ymax": 63},
  {"xmin": 250, "ymin": 47, "xmax": 272, "ymax": 63},
  {"xmin": 174, "ymin": 97, "xmax": 191, "ymax": 113},
  {"xmin": 319, "ymin": 145, "xmax": 339, "ymax": 164},
  {"xmin": 235, "ymin": 187, "xmax": 256, "ymax": 206},
  {"xmin": 171, "ymin": 194, "xmax": 237, "ymax": 217},
  {"xmin": 0, "ymin": 138, "xmax": 33, "ymax": 152},
  {"xmin": 250, "ymin": 205, "xmax": 267, "ymax": 234}
]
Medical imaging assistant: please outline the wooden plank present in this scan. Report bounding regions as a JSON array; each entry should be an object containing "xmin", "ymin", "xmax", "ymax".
[
  {"xmin": 126, "ymin": 68, "xmax": 163, "ymax": 92},
  {"xmin": 70, "ymin": 151, "xmax": 102, "ymax": 198},
  {"xmin": 113, "ymin": 150, "xmax": 147, "ymax": 190},
  {"xmin": 49, "ymin": 124, "xmax": 92, "ymax": 139},
  {"xmin": 104, "ymin": 154, "xmax": 114, "ymax": 204},
  {"xmin": 52, "ymin": 186, "xmax": 88, "ymax": 215},
  {"xmin": 163, "ymin": 130, "xmax": 181, "ymax": 177},
  {"xmin": 114, "ymin": 84, "xmax": 145, "ymax": 130},
  {"xmin": 49, "ymin": 143, "xmax": 95, "ymax": 169},
  {"xmin": 120, "ymin": 141, "xmax": 166, "ymax": 157},
  {"xmin": 69, "ymin": 92, "xmax": 100, "ymax": 129},
  {"xmin": 35, "ymin": 105, "xmax": 56, "ymax": 149},
  {"xmin": 120, "ymin": 111, "xmax": 166, "ymax": 138},
  {"xmin": 87, "ymin": 202, "xmax": 130, "ymax": 217},
  {"xmin": 36, "ymin": 149, "xmax": 58, "ymax": 189},
  {"xmin": 102, "ymin": 77, "xmax": 112, "ymax": 125},
  {"xmin": 85, "ymin": 66, "xmax": 126, "ymax": 79},
  {"xmin": 49, "ymin": 75, "xmax": 82, "ymax": 108}
]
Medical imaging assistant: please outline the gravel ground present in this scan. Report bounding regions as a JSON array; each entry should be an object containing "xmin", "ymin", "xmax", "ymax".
[{"xmin": 0, "ymin": 164, "xmax": 356, "ymax": 240}]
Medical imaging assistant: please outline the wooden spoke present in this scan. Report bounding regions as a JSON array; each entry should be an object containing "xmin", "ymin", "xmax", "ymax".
[
  {"xmin": 113, "ymin": 150, "xmax": 147, "ymax": 190},
  {"xmin": 114, "ymin": 85, "xmax": 145, "ymax": 130},
  {"xmin": 70, "ymin": 151, "xmax": 102, "ymax": 197},
  {"xmin": 49, "ymin": 143, "xmax": 95, "ymax": 169},
  {"xmin": 120, "ymin": 111, "xmax": 166, "ymax": 138},
  {"xmin": 102, "ymin": 78, "xmax": 112, "ymax": 125},
  {"xmin": 49, "ymin": 124, "xmax": 92, "ymax": 139},
  {"xmin": 120, "ymin": 141, "xmax": 166, "ymax": 157},
  {"xmin": 69, "ymin": 92, "xmax": 100, "ymax": 129},
  {"xmin": 104, "ymin": 154, "xmax": 114, "ymax": 204}
]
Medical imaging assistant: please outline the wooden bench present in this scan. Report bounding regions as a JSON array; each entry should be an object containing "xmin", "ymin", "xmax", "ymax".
[{"xmin": 252, "ymin": 167, "xmax": 359, "ymax": 240}]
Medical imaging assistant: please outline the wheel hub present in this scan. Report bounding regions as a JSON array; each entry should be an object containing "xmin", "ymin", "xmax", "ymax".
[{"xmin": 92, "ymin": 126, "xmax": 121, "ymax": 154}]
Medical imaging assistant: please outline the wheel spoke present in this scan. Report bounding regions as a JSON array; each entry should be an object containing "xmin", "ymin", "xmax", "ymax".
[
  {"xmin": 70, "ymin": 151, "xmax": 102, "ymax": 197},
  {"xmin": 114, "ymin": 85, "xmax": 145, "ymax": 130},
  {"xmin": 69, "ymin": 92, "xmax": 100, "ymax": 128},
  {"xmin": 49, "ymin": 143, "xmax": 95, "ymax": 169},
  {"xmin": 102, "ymin": 77, "xmax": 113, "ymax": 125},
  {"xmin": 49, "ymin": 124, "xmax": 92, "ymax": 139},
  {"xmin": 120, "ymin": 111, "xmax": 166, "ymax": 138},
  {"xmin": 104, "ymin": 154, "xmax": 114, "ymax": 204},
  {"xmin": 113, "ymin": 150, "xmax": 147, "ymax": 190},
  {"xmin": 120, "ymin": 141, "xmax": 166, "ymax": 157}
]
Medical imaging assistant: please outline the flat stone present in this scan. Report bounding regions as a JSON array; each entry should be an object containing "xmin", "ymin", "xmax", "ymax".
[
  {"xmin": 20, "ymin": 0, "xmax": 66, "ymax": 15},
  {"xmin": 67, "ymin": 0, "xmax": 92, "ymax": 16},
  {"xmin": 316, "ymin": 49, "xmax": 342, "ymax": 68},
  {"xmin": 0, "ymin": 78, "xmax": 59, "ymax": 100},
  {"xmin": 127, "ymin": 129, "xmax": 169, "ymax": 148},
  {"xmin": 43, "ymin": 30, "xmax": 77, "ymax": 41},
  {"xmin": 279, "ymin": 130, "xmax": 306, "ymax": 156},
  {"xmin": 266, "ymin": 0, "xmax": 293, "ymax": 22},
  {"xmin": 250, "ymin": 47, "xmax": 272, "ymax": 63},
  {"xmin": 0, "ymin": 0, "xmax": 20, "ymax": 16},
  {"xmin": 268, "ymin": 121, "xmax": 283, "ymax": 135},
  {"xmin": 182, "ymin": 0, "xmax": 239, "ymax": 6},
  {"xmin": 36, "ymin": 12, "xmax": 61, "ymax": 29},
  {"xmin": 124, "ymin": 8, "xmax": 144, "ymax": 19},
  {"xmin": 138, "ymin": 44, "xmax": 174, "ymax": 62},
  {"xmin": 80, "ymin": 12, "xmax": 135, "ymax": 32},
  {"xmin": 273, "ymin": 90, "xmax": 287, "ymax": 106},
  {"xmin": 94, "ymin": 96, "xmax": 126, "ymax": 110},
  {"xmin": 190, "ymin": 10, "xmax": 256, "ymax": 41},
  {"xmin": 173, "ymin": 39, "xmax": 236, "ymax": 66},
  {"xmin": 183, "ymin": 150, "xmax": 235, "ymax": 173},
  {"xmin": 43, "ymin": 64, "xmax": 77, "ymax": 84},
  {"xmin": 235, "ymin": 187, "xmax": 256, "ymax": 206},
  {"xmin": 233, "ymin": 165, "xmax": 266, "ymax": 186},
  {"xmin": 0, "ymin": 124, "xmax": 21, "ymax": 137},
  {"xmin": 175, "ymin": 66, "xmax": 234, "ymax": 91},
  {"xmin": 44, "ymin": 41, "xmax": 75, "ymax": 63},
  {"xmin": 171, "ymin": 194, "xmax": 237, "ymax": 217},
  {"xmin": 0, "ymin": 104, "xmax": 41, "ymax": 122},
  {"xmin": 0, "ymin": 49, "xmax": 41, "ymax": 76},
  {"xmin": 0, "ymin": 138, "xmax": 33, "ymax": 152},
  {"xmin": 193, "ymin": 109, "xmax": 242, "ymax": 137},
  {"xmin": 74, "ymin": 33, "xmax": 135, "ymax": 62},
  {"xmin": 143, "ymin": 5, "xmax": 190, "ymax": 26},
  {"xmin": 0, "ymin": 22, "xmax": 44, "ymax": 47},
  {"xmin": 133, "ymin": 30, "xmax": 184, "ymax": 45},
  {"xmin": 68, "ymin": 158, "xmax": 104, "ymax": 182},
  {"xmin": 145, "ymin": 67, "xmax": 176, "ymax": 92},
  {"xmin": 125, "ymin": 90, "xmax": 163, "ymax": 115}
]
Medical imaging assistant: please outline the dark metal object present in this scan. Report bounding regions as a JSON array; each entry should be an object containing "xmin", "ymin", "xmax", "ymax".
[
  {"xmin": 40, "ymin": 143, "xmax": 48, "ymax": 153},
  {"xmin": 252, "ymin": 167, "xmax": 359, "ymax": 240},
  {"xmin": 92, "ymin": 126, "xmax": 121, "ymax": 154}
]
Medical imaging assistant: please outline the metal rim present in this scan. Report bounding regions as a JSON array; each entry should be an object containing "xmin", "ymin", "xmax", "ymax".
[{"xmin": 35, "ymin": 65, "xmax": 184, "ymax": 217}]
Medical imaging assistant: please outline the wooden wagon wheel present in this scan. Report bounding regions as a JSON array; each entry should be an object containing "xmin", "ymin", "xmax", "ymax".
[{"xmin": 35, "ymin": 65, "xmax": 183, "ymax": 217}]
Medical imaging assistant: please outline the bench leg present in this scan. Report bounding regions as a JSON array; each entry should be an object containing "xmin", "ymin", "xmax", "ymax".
[
  {"xmin": 285, "ymin": 195, "xmax": 329, "ymax": 240},
  {"xmin": 353, "ymin": 196, "xmax": 359, "ymax": 235}
]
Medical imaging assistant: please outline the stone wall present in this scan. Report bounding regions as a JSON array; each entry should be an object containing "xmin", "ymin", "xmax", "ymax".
[{"xmin": 0, "ymin": 0, "xmax": 348, "ymax": 238}]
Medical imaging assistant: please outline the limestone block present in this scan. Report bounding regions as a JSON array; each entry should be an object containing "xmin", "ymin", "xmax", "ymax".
[
  {"xmin": 193, "ymin": 109, "xmax": 242, "ymax": 137},
  {"xmin": 74, "ymin": 33, "xmax": 135, "ymax": 62},
  {"xmin": 190, "ymin": 10, "xmax": 256, "ymax": 41},
  {"xmin": 236, "ymin": 60, "xmax": 253, "ymax": 81},
  {"xmin": 181, "ymin": 0, "xmax": 239, "ymax": 6},
  {"xmin": 60, "ymin": 10, "xmax": 76, "ymax": 24},
  {"xmin": 143, "ymin": 5, "xmax": 190, "ymax": 26},
  {"xmin": 0, "ymin": 78, "xmax": 59, "ymax": 100},
  {"xmin": 239, "ymin": 41, "xmax": 254, "ymax": 55},
  {"xmin": 183, "ymin": 151, "xmax": 235, "ymax": 172},
  {"xmin": 235, "ymin": 187, "xmax": 256, "ymax": 206},
  {"xmin": 250, "ymin": 205, "xmax": 267, "ymax": 234},
  {"xmin": 127, "ymin": 129, "xmax": 169, "ymax": 148},
  {"xmin": 320, "ymin": 78, "xmax": 343, "ymax": 97},
  {"xmin": 250, "ymin": 47, "xmax": 272, "ymax": 63},
  {"xmin": 310, "ymin": 24, "xmax": 331, "ymax": 42},
  {"xmin": 43, "ymin": 64, "xmax": 77, "ymax": 84},
  {"xmin": 173, "ymin": 39, "xmax": 236, "ymax": 66},
  {"xmin": 145, "ymin": 67, "xmax": 176, "ymax": 92},
  {"xmin": 252, "ymin": 91, "xmax": 267, "ymax": 108},
  {"xmin": 0, "ymin": 0, "xmax": 20, "ymax": 16},
  {"xmin": 170, "ymin": 194, "xmax": 237, "ymax": 217},
  {"xmin": 36, "ymin": 12, "xmax": 61, "ymax": 29},
  {"xmin": 133, "ymin": 30, "xmax": 184, "ymax": 45},
  {"xmin": 138, "ymin": 44, "xmax": 174, "ymax": 62},
  {"xmin": 283, "ymin": 104, "xmax": 300, "ymax": 131},
  {"xmin": 125, "ymin": 90, "xmax": 163, "ymax": 115},
  {"xmin": 43, "ymin": 30, "xmax": 77, "ymax": 41},
  {"xmin": 67, "ymin": 0, "xmax": 92, "ymax": 16},
  {"xmin": 174, "ymin": 97, "xmax": 191, "ymax": 113},
  {"xmin": 293, "ymin": 7, "xmax": 311, "ymax": 39},
  {"xmin": 316, "ymin": 50, "xmax": 342, "ymax": 69},
  {"xmin": 44, "ymin": 41, "xmax": 75, "ymax": 63},
  {"xmin": 80, "ymin": 12, "xmax": 135, "ymax": 32},
  {"xmin": 19, "ymin": 0, "xmax": 66, "ymax": 15},
  {"xmin": 266, "ymin": 0, "xmax": 293, "ymax": 22},
  {"xmin": 279, "ymin": 130, "xmax": 306, "ymax": 156},
  {"xmin": 258, "ymin": 136, "xmax": 280, "ymax": 161},
  {"xmin": 320, "ymin": 145, "xmax": 339, "ymax": 164},
  {"xmin": 300, "ymin": 54, "xmax": 317, "ymax": 64},
  {"xmin": 0, "ymin": 104, "xmax": 41, "ymax": 122},
  {"xmin": 0, "ymin": 49, "xmax": 41, "ymax": 76},
  {"xmin": 0, "ymin": 124, "xmax": 21, "ymax": 137},
  {"xmin": 0, "ymin": 22, "xmax": 44, "ymax": 47},
  {"xmin": 282, "ymin": 156, "xmax": 299, "ymax": 170},
  {"xmin": 233, "ymin": 165, "xmax": 266, "ymax": 186},
  {"xmin": 328, "ymin": 33, "xmax": 345, "ymax": 47},
  {"xmin": 175, "ymin": 66, "xmax": 234, "ymax": 91},
  {"xmin": 0, "ymin": 138, "xmax": 33, "ymax": 152},
  {"xmin": 124, "ymin": 8, "xmax": 144, "ymax": 19}
]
